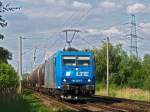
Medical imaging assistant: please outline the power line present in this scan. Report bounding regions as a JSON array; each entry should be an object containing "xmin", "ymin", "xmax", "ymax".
[
  {"xmin": 78, "ymin": 34, "xmax": 97, "ymax": 49},
  {"xmin": 23, "ymin": 47, "xmax": 34, "ymax": 55},
  {"xmin": 70, "ymin": 6, "xmax": 94, "ymax": 28}
]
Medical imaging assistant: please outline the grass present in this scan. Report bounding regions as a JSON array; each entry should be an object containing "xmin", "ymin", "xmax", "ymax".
[
  {"xmin": 95, "ymin": 83, "xmax": 150, "ymax": 102},
  {"xmin": 1, "ymin": 86, "xmax": 149, "ymax": 112},
  {"xmin": 0, "ymin": 90, "xmax": 74, "ymax": 112}
]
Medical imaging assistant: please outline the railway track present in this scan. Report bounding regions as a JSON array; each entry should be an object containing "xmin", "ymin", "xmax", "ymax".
[
  {"xmin": 94, "ymin": 95, "xmax": 150, "ymax": 106},
  {"xmin": 92, "ymin": 96, "xmax": 150, "ymax": 111},
  {"xmin": 28, "ymin": 89, "xmax": 150, "ymax": 112},
  {"xmin": 89, "ymin": 96, "xmax": 150, "ymax": 112}
]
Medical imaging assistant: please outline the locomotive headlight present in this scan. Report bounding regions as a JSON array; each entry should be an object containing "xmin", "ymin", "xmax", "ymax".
[
  {"xmin": 66, "ymin": 71, "xmax": 71, "ymax": 76},
  {"xmin": 88, "ymin": 79, "xmax": 91, "ymax": 82}
]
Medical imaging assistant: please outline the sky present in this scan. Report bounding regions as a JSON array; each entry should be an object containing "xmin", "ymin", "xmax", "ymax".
[{"xmin": 0, "ymin": 0, "xmax": 150, "ymax": 73}]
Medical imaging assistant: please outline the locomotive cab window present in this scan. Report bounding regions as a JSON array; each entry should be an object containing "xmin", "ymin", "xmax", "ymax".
[
  {"xmin": 63, "ymin": 56, "xmax": 76, "ymax": 66},
  {"xmin": 77, "ymin": 56, "xmax": 90, "ymax": 66}
]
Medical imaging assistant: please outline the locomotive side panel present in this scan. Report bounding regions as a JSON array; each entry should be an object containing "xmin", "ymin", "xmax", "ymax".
[{"xmin": 55, "ymin": 52, "xmax": 63, "ymax": 89}]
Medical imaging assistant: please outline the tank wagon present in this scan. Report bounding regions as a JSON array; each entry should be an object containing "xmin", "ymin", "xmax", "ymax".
[{"xmin": 25, "ymin": 50, "xmax": 95, "ymax": 99}]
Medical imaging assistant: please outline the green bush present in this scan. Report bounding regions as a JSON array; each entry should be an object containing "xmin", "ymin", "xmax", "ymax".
[
  {"xmin": 0, "ymin": 47, "xmax": 12, "ymax": 64},
  {"xmin": 0, "ymin": 63, "xmax": 19, "ymax": 88},
  {"xmin": 143, "ymin": 75, "xmax": 150, "ymax": 90}
]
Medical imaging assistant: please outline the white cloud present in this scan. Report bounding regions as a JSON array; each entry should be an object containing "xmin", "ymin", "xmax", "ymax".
[
  {"xmin": 102, "ymin": 27, "xmax": 122, "ymax": 36},
  {"xmin": 18, "ymin": 0, "xmax": 91, "ymax": 19},
  {"xmin": 17, "ymin": 0, "xmax": 41, "ymax": 5},
  {"xmin": 72, "ymin": 1, "xmax": 92, "ymax": 9},
  {"xmin": 140, "ymin": 22, "xmax": 150, "ymax": 35},
  {"xmin": 86, "ymin": 29, "xmax": 100, "ymax": 35},
  {"xmin": 100, "ymin": 1, "xmax": 115, "ymax": 8},
  {"xmin": 100, "ymin": 1, "xmax": 121, "ymax": 9},
  {"xmin": 44, "ymin": 0, "xmax": 59, "ymax": 3},
  {"xmin": 127, "ymin": 3, "xmax": 147, "ymax": 14},
  {"xmin": 86, "ymin": 27, "xmax": 122, "ymax": 36},
  {"xmin": 18, "ymin": 0, "xmax": 70, "ymax": 19},
  {"xmin": 44, "ymin": 0, "xmax": 67, "ymax": 5},
  {"xmin": 22, "ymin": 8, "xmax": 64, "ymax": 19},
  {"xmin": 17, "ymin": 0, "xmax": 68, "ymax": 6}
]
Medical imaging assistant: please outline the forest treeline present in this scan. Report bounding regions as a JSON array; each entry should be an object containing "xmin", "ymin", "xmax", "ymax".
[{"xmin": 92, "ymin": 43, "xmax": 150, "ymax": 90}]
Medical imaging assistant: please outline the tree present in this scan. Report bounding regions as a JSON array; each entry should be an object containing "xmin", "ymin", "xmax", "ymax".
[
  {"xmin": 143, "ymin": 54, "xmax": 150, "ymax": 65},
  {"xmin": 94, "ymin": 40, "xmax": 150, "ymax": 90},
  {"xmin": 109, "ymin": 44, "xmax": 129, "ymax": 86},
  {"xmin": 0, "ymin": 47, "xmax": 12, "ymax": 63},
  {"xmin": 93, "ymin": 42, "xmax": 108, "ymax": 82},
  {"xmin": 0, "ymin": 63, "xmax": 19, "ymax": 88},
  {"xmin": 127, "ymin": 58, "xmax": 143, "ymax": 88},
  {"xmin": 142, "ymin": 54, "xmax": 150, "ymax": 90},
  {"xmin": 94, "ymin": 43, "xmax": 125, "ymax": 84},
  {"xmin": 0, "ymin": 47, "xmax": 18, "ymax": 97}
]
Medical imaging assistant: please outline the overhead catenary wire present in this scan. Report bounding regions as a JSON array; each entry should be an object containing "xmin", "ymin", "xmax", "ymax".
[
  {"xmin": 19, "ymin": 19, "xmax": 150, "ymax": 58},
  {"xmin": 1, "ymin": 5, "xmax": 87, "ymax": 40},
  {"xmin": 70, "ymin": 6, "xmax": 95, "ymax": 28},
  {"xmin": 2, "ymin": 3, "xmax": 150, "ymax": 74},
  {"xmin": 78, "ymin": 34, "xmax": 97, "ymax": 49},
  {"xmin": 18, "ymin": 8, "xmax": 85, "ymax": 73},
  {"xmin": 23, "ymin": 47, "xmax": 35, "ymax": 55}
]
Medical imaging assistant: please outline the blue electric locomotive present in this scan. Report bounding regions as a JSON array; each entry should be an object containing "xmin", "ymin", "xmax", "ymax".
[{"xmin": 26, "ymin": 50, "xmax": 95, "ymax": 99}]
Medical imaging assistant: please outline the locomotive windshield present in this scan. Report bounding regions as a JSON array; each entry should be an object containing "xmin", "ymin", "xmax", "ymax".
[
  {"xmin": 63, "ymin": 56, "xmax": 76, "ymax": 66},
  {"xmin": 63, "ymin": 56, "xmax": 90, "ymax": 66},
  {"xmin": 77, "ymin": 56, "xmax": 90, "ymax": 66}
]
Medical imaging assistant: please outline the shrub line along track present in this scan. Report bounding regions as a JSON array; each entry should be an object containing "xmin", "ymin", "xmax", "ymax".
[{"xmin": 28, "ymin": 89, "xmax": 150, "ymax": 112}]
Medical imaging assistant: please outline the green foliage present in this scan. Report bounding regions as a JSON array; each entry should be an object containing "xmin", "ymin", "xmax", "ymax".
[
  {"xmin": 143, "ymin": 75, "xmax": 150, "ymax": 90},
  {"xmin": 142, "ymin": 54, "xmax": 150, "ymax": 90},
  {"xmin": 0, "ymin": 90, "xmax": 75, "ymax": 112},
  {"xmin": 94, "ymin": 43, "xmax": 126, "ymax": 84},
  {"xmin": 0, "ymin": 63, "xmax": 19, "ymax": 88},
  {"xmin": 94, "ymin": 43, "xmax": 150, "ymax": 90},
  {"xmin": 0, "ymin": 46, "xmax": 17, "ymax": 88},
  {"xmin": 0, "ymin": 46, "xmax": 18, "ymax": 105},
  {"xmin": 0, "ymin": 47, "xmax": 12, "ymax": 63}
]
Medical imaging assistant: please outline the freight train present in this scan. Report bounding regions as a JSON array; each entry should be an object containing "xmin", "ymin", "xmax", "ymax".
[{"xmin": 23, "ymin": 49, "xmax": 95, "ymax": 99}]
